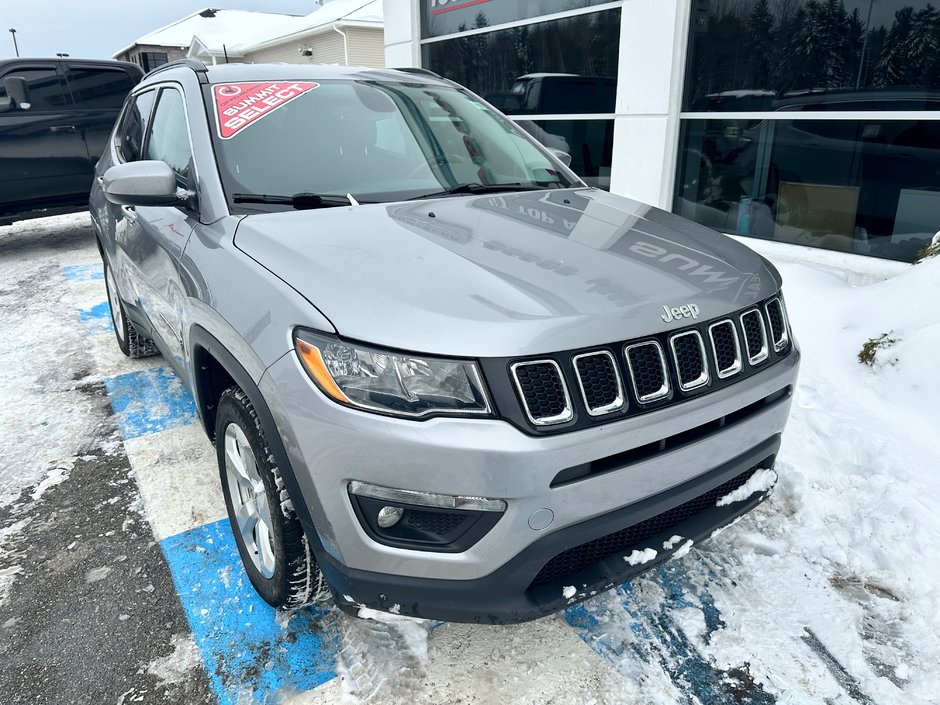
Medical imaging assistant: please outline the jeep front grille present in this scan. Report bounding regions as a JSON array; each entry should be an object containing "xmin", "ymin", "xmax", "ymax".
[
  {"xmin": 669, "ymin": 331, "xmax": 709, "ymax": 391},
  {"xmin": 573, "ymin": 351, "xmax": 624, "ymax": 416},
  {"xmin": 740, "ymin": 309, "xmax": 769, "ymax": 365},
  {"xmin": 496, "ymin": 294, "xmax": 792, "ymax": 433},
  {"xmin": 510, "ymin": 360, "xmax": 573, "ymax": 425},
  {"xmin": 625, "ymin": 341, "xmax": 670, "ymax": 403}
]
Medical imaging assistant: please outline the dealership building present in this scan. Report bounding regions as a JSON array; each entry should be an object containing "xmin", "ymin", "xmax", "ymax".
[{"xmin": 384, "ymin": 0, "xmax": 940, "ymax": 263}]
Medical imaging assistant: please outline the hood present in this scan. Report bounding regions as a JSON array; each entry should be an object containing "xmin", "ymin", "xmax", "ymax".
[{"xmin": 234, "ymin": 188, "xmax": 782, "ymax": 357}]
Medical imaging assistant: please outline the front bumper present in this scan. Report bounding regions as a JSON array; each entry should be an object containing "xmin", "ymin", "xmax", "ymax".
[
  {"xmin": 324, "ymin": 435, "xmax": 779, "ymax": 623},
  {"xmin": 260, "ymin": 344, "xmax": 799, "ymax": 622}
]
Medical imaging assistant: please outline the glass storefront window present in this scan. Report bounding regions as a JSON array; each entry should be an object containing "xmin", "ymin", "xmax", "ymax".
[
  {"xmin": 675, "ymin": 118, "xmax": 940, "ymax": 262},
  {"xmin": 421, "ymin": 0, "xmax": 613, "ymax": 39},
  {"xmin": 421, "ymin": 9, "xmax": 620, "ymax": 107},
  {"xmin": 685, "ymin": 0, "xmax": 940, "ymax": 112}
]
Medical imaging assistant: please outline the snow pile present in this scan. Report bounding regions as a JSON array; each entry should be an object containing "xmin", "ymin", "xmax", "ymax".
[
  {"xmin": 146, "ymin": 634, "xmax": 203, "ymax": 687},
  {"xmin": 701, "ymin": 255, "xmax": 940, "ymax": 702}
]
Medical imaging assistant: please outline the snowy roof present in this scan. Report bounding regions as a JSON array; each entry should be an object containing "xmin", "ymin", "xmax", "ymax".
[
  {"xmin": 228, "ymin": 0, "xmax": 384, "ymax": 53},
  {"xmin": 113, "ymin": 8, "xmax": 301, "ymax": 58}
]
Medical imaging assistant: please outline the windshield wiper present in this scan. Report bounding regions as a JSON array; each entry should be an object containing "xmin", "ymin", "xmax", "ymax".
[
  {"xmin": 232, "ymin": 192, "xmax": 362, "ymax": 210},
  {"xmin": 409, "ymin": 183, "xmax": 549, "ymax": 200}
]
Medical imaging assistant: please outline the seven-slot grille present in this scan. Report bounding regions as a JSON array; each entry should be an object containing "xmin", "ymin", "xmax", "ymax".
[{"xmin": 507, "ymin": 296, "xmax": 789, "ymax": 427}]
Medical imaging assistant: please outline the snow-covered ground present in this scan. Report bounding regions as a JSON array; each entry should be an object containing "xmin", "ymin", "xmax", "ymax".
[{"xmin": 1, "ymin": 213, "xmax": 938, "ymax": 705}]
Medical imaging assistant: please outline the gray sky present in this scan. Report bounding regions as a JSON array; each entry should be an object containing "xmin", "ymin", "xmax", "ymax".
[{"xmin": 2, "ymin": 1, "xmax": 318, "ymax": 60}]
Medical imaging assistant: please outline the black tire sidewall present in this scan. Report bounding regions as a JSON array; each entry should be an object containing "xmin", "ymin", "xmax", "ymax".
[
  {"xmin": 104, "ymin": 261, "xmax": 132, "ymax": 357},
  {"xmin": 215, "ymin": 388, "xmax": 298, "ymax": 608}
]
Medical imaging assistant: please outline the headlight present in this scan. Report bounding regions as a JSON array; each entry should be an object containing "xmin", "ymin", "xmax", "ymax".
[{"xmin": 293, "ymin": 330, "xmax": 493, "ymax": 419}]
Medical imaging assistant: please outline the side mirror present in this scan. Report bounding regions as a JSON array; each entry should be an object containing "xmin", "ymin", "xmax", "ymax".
[
  {"xmin": 102, "ymin": 161, "xmax": 183, "ymax": 207},
  {"xmin": 548, "ymin": 148, "xmax": 572, "ymax": 167},
  {"xmin": 0, "ymin": 96, "xmax": 12, "ymax": 113},
  {"xmin": 3, "ymin": 76, "xmax": 31, "ymax": 110}
]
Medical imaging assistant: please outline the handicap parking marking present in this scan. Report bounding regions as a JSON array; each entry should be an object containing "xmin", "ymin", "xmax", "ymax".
[
  {"xmin": 162, "ymin": 519, "xmax": 337, "ymax": 705},
  {"xmin": 103, "ymin": 366, "xmax": 199, "ymax": 439},
  {"xmin": 124, "ymin": 423, "xmax": 227, "ymax": 541},
  {"xmin": 566, "ymin": 562, "xmax": 776, "ymax": 705},
  {"xmin": 61, "ymin": 262, "xmax": 104, "ymax": 282},
  {"xmin": 78, "ymin": 300, "xmax": 114, "ymax": 335}
]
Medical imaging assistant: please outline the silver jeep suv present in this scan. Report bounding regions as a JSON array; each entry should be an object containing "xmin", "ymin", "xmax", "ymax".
[{"xmin": 89, "ymin": 60, "xmax": 799, "ymax": 623}]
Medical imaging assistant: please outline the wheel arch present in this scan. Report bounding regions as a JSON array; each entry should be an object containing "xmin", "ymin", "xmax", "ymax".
[{"xmin": 189, "ymin": 325, "xmax": 319, "ymax": 536}]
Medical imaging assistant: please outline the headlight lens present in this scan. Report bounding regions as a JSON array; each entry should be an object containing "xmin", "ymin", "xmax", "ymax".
[{"xmin": 294, "ymin": 330, "xmax": 493, "ymax": 419}]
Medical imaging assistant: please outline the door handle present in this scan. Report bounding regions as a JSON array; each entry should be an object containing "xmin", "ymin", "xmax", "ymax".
[
  {"xmin": 121, "ymin": 205, "xmax": 137, "ymax": 223},
  {"xmin": 49, "ymin": 125, "xmax": 77, "ymax": 133}
]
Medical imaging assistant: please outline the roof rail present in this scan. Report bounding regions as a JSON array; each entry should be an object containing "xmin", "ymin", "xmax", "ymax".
[
  {"xmin": 146, "ymin": 58, "xmax": 208, "ymax": 78},
  {"xmin": 393, "ymin": 67, "xmax": 442, "ymax": 79}
]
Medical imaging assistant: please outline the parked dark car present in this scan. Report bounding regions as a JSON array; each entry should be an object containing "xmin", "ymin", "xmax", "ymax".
[{"xmin": 0, "ymin": 58, "xmax": 143, "ymax": 226}]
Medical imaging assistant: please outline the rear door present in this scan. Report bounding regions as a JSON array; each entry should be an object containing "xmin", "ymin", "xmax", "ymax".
[
  {"xmin": 62, "ymin": 63, "xmax": 138, "ymax": 172},
  {"xmin": 0, "ymin": 61, "xmax": 88, "ymax": 215}
]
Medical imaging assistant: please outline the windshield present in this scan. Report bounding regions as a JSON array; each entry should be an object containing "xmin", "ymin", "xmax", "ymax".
[{"xmin": 207, "ymin": 79, "xmax": 576, "ymax": 210}]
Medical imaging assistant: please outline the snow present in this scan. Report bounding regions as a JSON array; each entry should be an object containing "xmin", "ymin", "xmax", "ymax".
[
  {"xmin": 146, "ymin": 634, "xmax": 203, "ymax": 686},
  {"xmin": 29, "ymin": 461, "xmax": 72, "ymax": 501},
  {"xmin": 662, "ymin": 535, "xmax": 684, "ymax": 550},
  {"xmin": 623, "ymin": 548, "xmax": 658, "ymax": 566},
  {"xmin": 562, "ymin": 585, "xmax": 577, "ymax": 599},
  {"xmin": 716, "ymin": 468, "xmax": 777, "ymax": 507},
  {"xmin": 671, "ymin": 540, "xmax": 694, "ymax": 559}
]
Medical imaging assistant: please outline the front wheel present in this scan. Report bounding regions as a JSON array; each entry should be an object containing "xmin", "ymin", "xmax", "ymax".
[{"xmin": 215, "ymin": 386, "xmax": 320, "ymax": 610}]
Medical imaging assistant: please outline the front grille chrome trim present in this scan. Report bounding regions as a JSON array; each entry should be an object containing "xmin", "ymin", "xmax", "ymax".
[
  {"xmin": 708, "ymin": 319, "xmax": 743, "ymax": 379},
  {"xmin": 572, "ymin": 350, "xmax": 626, "ymax": 416},
  {"xmin": 623, "ymin": 341, "xmax": 671, "ymax": 403},
  {"xmin": 765, "ymin": 297, "xmax": 790, "ymax": 352},
  {"xmin": 740, "ymin": 309, "xmax": 769, "ymax": 365},
  {"xmin": 669, "ymin": 330, "xmax": 710, "ymax": 391},
  {"xmin": 510, "ymin": 359, "xmax": 574, "ymax": 426}
]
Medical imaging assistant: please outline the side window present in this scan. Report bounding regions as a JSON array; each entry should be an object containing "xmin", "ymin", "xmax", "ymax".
[
  {"xmin": 67, "ymin": 68, "xmax": 135, "ymax": 109},
  {"xmin": 145, "ymin": 88, "xmax": 193, "ymax": 185},
  {"xmin": 117, "ymin": 90, "xmax": 155, "ymax": 163},
  {"xmin": 0, "ymin": 67, "xmax": 68, "ymax": 110}
]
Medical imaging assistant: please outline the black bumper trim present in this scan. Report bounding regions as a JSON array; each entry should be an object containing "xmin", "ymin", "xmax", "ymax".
[{"xmin": 318, "ymin": 434, "xmax": 782, "ymax": 624}]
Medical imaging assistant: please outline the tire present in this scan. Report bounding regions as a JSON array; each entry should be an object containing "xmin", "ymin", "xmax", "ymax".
[
  {"xmin": 215, "ymin": 386, "xmax": 320, "ymax": 610},
  {"xmin": 103, "ymin": 260, "xmax": 158, "ymax": 359}
]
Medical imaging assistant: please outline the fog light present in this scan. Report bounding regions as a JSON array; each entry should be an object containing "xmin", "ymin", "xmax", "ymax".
[{"xmin": 377, "ymin": 505, "xmax": 404, "ymax": 528}]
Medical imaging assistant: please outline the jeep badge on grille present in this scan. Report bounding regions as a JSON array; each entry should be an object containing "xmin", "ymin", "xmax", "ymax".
[{"xmin": 660, "ymin": 303, "xmax": 701, "ymax": 323}]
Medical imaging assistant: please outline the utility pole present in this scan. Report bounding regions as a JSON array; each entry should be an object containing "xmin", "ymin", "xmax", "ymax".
[{"xmin": 9, "ymin": 28, "xmax": 19, "ymax": 57}]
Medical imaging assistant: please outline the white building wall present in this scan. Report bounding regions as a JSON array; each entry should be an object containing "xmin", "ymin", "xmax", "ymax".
[
  {"xmin": 245, "ymin": 31, "xmax": 345, "ymax": 65},
  {"xmin": 347, "ymin": 27, "xmax": 386, "ymax": 67},
  {"xmin": 385, "ymin": 0, "xmax": 689, "ymax": 210}
]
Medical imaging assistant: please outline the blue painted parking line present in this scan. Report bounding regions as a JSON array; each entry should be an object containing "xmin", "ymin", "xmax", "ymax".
[
  {"xmin": 78, "ymin": 301, "xmax": 114, "ymax": 335},
  {"xmin": 162, "ymin": 520, "xmax": 336, "ymax": 705},
  {"xmin": 62, "ymin": 263, "xmax": 104, "ymax": 282},
  {"xmin": 566, "ymin": 563, "xmax": 774, "ymax": 704},
  {"xmin": 103, "ymin": 366, "xmax": 198, "ymax": 439}
]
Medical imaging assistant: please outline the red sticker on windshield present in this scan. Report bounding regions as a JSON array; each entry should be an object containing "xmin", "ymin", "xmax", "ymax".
[{"xmin": 213, "ymin": 82, "xmax": 319, "ymax": 139}]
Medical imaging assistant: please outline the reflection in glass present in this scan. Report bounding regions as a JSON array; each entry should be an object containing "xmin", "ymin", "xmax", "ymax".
[
  {"xmin": 685, "ymin": 0, "xmax": 940, "ymax": 111},
  {"xmin": 421, "ymin": 0, "xmax": 613, "ymax": 39},
  {"xmin": 516, "ymin": 119, "xmax": 614, "ymax": 189},
  {"xmin": 422, "ymin": 10, "xmax": 620, "ymax": 106},
  {"xmin": 675, "ymin": 118, "xmax": 940, "ymax": 262}
]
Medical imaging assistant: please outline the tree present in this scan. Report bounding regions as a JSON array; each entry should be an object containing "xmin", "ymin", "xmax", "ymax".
[{"xmin": 745, "ymin": 0, "xmax": 776, "ymax": 89}]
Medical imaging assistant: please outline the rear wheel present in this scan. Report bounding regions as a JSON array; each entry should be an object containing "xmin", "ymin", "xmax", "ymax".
[
  {"xmin": 216, "ymin": 386, "xmax": 320, "ymax": 610},
  {"xmin": 104, "ymin": 260, "xmax": 158, "ymax": 358}
]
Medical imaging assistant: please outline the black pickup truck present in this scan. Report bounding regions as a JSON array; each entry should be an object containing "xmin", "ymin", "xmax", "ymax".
[{"xmin": 0, "ymin": 58, "xmax": 143, "ymax": 226}]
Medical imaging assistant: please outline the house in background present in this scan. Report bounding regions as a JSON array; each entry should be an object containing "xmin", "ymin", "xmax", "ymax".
[
  {"xmin": 112, "ymin": 8, "xmax": 298, "ymax": 70},
  {"xmin": 114, "ymin": 1, "xmax": 385, "ymax": 71}
]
